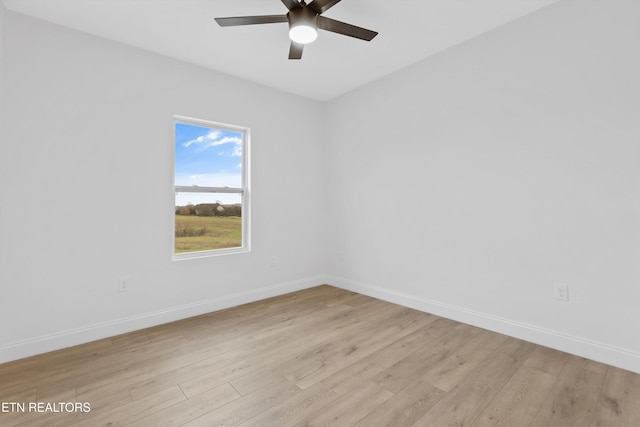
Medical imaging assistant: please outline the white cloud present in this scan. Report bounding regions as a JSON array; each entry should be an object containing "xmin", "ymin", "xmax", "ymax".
[
  {"xmin": 231, "ymin": 144, "xmax": 242, "ymax": 157},
  {"xmin": 183, "ymin": 130, "xmax": 221, "ymax": 147},
  {"xmin": 183, "ymin": 132, "xmax": 242, "ymax": 152},
  {"xmin": 205, "ymin": 136, "xmax": 242, "ymax": 150}
]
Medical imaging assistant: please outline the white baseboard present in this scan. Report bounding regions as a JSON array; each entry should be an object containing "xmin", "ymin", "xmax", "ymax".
[
  {"xmin": 5, "ymin": 274, "xmax": 639, "ymax": 374},
  {"xmin": 328, "ymin": 275, "xmax": 640, "ymax": 375},
  {"xmin": 0, "ymin": 275, "xmax": 326, "ymax": 364}
]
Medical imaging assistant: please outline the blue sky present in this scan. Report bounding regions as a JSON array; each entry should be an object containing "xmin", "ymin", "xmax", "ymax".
[{"xmin": 175, "ymin": 122, "xmax": 243, "ymax": 206}]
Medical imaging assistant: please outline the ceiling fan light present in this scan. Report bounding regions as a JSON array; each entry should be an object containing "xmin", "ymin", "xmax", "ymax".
[{"xmin": 289, "ymin": 25, "xmax": 318, "ymax": 44}]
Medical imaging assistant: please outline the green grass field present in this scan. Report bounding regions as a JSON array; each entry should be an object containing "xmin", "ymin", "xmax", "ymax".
[{"xmin": 175, "ymin": 215, "xmax": 242, "ymax": 253}]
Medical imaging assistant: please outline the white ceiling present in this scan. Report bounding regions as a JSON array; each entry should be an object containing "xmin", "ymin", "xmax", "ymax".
[{"xmin": 3, "ymin": 0, "xmax": 559, "ymax": 101}]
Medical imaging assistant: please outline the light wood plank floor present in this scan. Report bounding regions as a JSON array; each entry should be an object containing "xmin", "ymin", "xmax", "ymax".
[{"xmin": 1, "ymin": 285, "xmax": 640, "ymax": 426}]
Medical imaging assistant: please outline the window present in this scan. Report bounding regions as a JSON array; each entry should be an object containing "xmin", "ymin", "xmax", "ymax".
[{"xmin": 173, "ymin": 115, "xmax": 250, "ymax": 259}]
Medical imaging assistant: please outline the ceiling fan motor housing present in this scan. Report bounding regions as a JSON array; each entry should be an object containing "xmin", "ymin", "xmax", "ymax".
[{"xmin": 288, "ymin": 6, "xmax": 319, "ymax": 37}]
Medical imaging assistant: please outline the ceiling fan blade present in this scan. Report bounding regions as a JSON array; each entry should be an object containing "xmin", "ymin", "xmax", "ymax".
[
  {"xmin": 281, "ymin": 0, "xmax": 301, "ymax": 11},
  {"xmin": 289, "ymin": 42, "xmax": 304, "ymax": 60},
  {"xmin": 317, "ymin": 16, "xmax": 378, "ymax": 41},
  {"xmin": 308, "ymin": 0, "xmax": 342, "ymax": 14},
  {"xmin": 214, "ymin": 15, "xmax": 288, "ymax": 27}
]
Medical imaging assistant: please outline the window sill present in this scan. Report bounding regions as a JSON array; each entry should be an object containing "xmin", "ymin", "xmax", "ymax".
[{"xmin": 172, "ymin": 246, "xmax": 250, "ymax": 261}]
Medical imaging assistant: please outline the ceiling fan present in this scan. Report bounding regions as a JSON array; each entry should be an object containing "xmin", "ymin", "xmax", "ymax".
[{"xmin": 214, "ymin": 0, "xmax": 378, "ymax": 60}]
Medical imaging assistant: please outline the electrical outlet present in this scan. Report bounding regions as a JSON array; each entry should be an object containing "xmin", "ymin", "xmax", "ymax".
[
  {"xmin": 118, "ymin": 277, "xmax": 129, "ymax": 293},
  {"xmin": 270, "ymin": 256, "xmax": 277, "ymax": 267},
  {"xmin": 554, "ymin": 283, "xmax": 569, "ymax": 301}
]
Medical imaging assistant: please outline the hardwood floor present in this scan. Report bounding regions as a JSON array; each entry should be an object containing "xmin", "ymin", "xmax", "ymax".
[{"xmin": 1, "ymin": 285, "xmax": 639, "ymax": 426}]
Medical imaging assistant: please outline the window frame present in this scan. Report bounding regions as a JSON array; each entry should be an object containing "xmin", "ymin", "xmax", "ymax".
[{"xmin": 172, "ymin": 115, "xmax": 251, "ymax": 260}]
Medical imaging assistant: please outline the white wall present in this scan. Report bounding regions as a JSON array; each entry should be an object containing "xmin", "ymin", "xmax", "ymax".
[
  {"xmin": 2, "ymin": 0, "xmax": 640, "ymax": 374},
  {"xmin": 0, "ymin": 2, "xmax": 4, "ymax": 102},
  {"xmin": 0, "ymin": 1, "xmax": 8, "ymax": 356},
  {"xmin": 0, "ymin": 12, "xmax": 327, "ymax": 362},
  {"xmin": 325, "ymin": 0, "xmax": 640, "ymax": 372}
]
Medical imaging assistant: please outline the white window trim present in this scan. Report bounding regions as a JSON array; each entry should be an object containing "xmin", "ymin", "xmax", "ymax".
[{"xmin": 172, "ymin": 115, "xmax": 251, "ymax": 261}]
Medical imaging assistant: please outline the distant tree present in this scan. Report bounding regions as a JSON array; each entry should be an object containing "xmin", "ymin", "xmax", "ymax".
[{"xmin": 175, "ymin": 206, "xmax": 191, "ymax": 215}]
